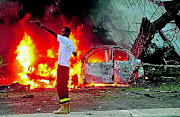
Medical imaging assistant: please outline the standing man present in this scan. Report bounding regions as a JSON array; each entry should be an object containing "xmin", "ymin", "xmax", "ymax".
[{"xmin": 31, "ymin": 20, "xmax": 77, "ymax": 114}]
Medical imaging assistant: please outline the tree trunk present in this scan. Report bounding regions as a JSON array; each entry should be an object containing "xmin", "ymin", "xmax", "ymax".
[{"xmin": 131, "ymin": 1, "xmax": 180, "ymax": 59}]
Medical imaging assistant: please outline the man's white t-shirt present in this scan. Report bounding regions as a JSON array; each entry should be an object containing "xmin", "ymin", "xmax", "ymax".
[{"xmin": 57, "ymin": 34, "xmax": 76, "ymax": 67}]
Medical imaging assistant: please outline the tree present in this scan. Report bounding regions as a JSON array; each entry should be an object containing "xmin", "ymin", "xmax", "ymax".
[{"xmin": 131, "ymin": 0, "xmax": 180, "ymax": 59}]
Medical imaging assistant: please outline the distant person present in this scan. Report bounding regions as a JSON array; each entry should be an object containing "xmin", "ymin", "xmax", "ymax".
[{"xmin": 31, "ymin": 20, "xmax": 77, "ymax": 114}]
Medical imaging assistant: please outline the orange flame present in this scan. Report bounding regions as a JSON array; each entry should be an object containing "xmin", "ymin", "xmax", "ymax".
[
  {"xmin": 47, "ymin": 49, "xmax": 55, "ymax": 58},
  {"xmin": 15, "ymin": 33, "xmax": 37, "ymax": 89},
  {"xmin": 15, "ymin": 33, "xmax": 35, "ymax": 72},
  {"xmin": 85, "ymin": 83, "xmax": 129, "ymax": 87},
  {"xmin": 15, "ymin": 31, "xmax": 83, "ymax": 90}
]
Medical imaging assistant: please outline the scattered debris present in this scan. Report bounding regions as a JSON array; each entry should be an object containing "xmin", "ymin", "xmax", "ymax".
[
  {"xmin": 144, "ymin": 94, "xmax": 155, "ymax": 98},
  {"xmin": 37, "ymin": 108, "xmax": 41, "ymax": 112},
  {"xmin": 143, "ymin": 63, "xmax": 180, "ymax": 83},
  {"xmin": 86, "ymin": 113, "xmax": 93, "ymax": 115},
  {"xmin": 0, "ymin": 82, "xmax": 30, "ymax": 93},
  {"xmin": 23, "ymin": 95, "xmax": 34, "ymax": 98},
  {"xmin": 131, "ymin": 91, "xmax": 155, "ymax": 98},
  {"xmin": 98, "ymin": 106, "xmax": 102, "ymax": 109},
  {"xmin": 144, "ymin": 89, "xmax": 150, "ymax": 91},
  {"xmin": 152, "ymin": 90, "xmax": 179, "ymax": 93}
]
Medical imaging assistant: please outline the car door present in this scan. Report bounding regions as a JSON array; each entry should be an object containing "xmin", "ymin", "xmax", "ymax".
[
  {"xmin": 113, "ymin": 49, "xmax": 141, "ymax": 83},
  {"xmin": 84, "ymin": 49, "xmax": 114, "ymax": 84}
]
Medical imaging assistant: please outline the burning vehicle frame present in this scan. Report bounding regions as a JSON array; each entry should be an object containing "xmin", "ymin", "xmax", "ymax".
[{"xmin": 81, "ymin": 45, "xmax": 144, "ymax": 86}]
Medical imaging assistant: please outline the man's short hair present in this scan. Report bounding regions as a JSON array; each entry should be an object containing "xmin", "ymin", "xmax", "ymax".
[{"xmin": 64, "ymin": 27, "xmax": 71, "ymax": 34}]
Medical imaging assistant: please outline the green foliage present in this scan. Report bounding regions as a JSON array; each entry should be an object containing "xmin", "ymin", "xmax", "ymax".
[
  {"xmin": 0, "ymin": 56, "xmax": 3, "ymax": 66},
  {"xmin": 151, "ymin": 83, "xmax": 180, "ymax": 91},
  {"xmin": 128, "ymin": 82, "xmax": 180, "ymax": 91}
]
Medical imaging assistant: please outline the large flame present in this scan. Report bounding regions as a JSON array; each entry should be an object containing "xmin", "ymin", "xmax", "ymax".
[
  {"xmin": 15, "ymin": 33, "xmax": 35, "ymax": 72},
  {"xmin": 15, "ymin": 30, "xmax": 83, "ymax": 90},
  {"xmin": 14, "ymin": 20, "xmax": 128, "ymax": 90},
  {"xmin": 15, "ymin": 33, "xmax": 41, "ymax": 89}
]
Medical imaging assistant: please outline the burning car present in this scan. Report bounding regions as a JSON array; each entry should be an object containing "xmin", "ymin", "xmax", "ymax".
[{"xmin": 81, "ymin": 45, "xmax": 144, "ymax": 86}]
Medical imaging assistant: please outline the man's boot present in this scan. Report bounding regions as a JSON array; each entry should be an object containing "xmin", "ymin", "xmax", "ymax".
[
  {"xmin": 67, "ymin": 102, "xmax": 70, "ymax": 113},
  {"xmin": 53, "ymin": 102, "xmax": 70, "ymax": 114}
]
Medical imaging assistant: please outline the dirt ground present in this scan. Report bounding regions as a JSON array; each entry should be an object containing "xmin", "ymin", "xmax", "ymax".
[{"xmin": 0, "ymin": 86, "xmax": 180, "ymax": 115}]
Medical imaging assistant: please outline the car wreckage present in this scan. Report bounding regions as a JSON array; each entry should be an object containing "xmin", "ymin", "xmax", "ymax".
[{"xmin": 81, "ymin": 45, "xmax": 144, "ymax": 85}]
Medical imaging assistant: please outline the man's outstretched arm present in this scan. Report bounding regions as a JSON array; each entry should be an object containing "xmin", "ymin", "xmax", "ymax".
[{"xmin": 31, "ymin": 20, "xmax": 57, "ymax": 38}]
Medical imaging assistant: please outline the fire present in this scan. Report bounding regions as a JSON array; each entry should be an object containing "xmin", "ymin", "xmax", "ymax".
[
  {"xmin": 37, "ymin": 63, "xmax": 57, "ymax": 77},
  {"xmin": 85, "ymin": 83, "xmax": 129, "ymax": 87},
  {"xmin": 47, "ymin": 49, "xmax": 55, "ymax": 58},
  {"xmin": 15, "ymin": 33, "xmax": 37, "ymax": 88},
  {"xmin": 69, "ymin": 60, "xmax": 82, "ymax": 89},
  {"xmin": 15, "ymin": 33, "xmax": 35, "ymax": 72},
  {"xmin": 15, "ymin": 30, "xmax": 83, "ymax": 90},
  {"xmin": 15, "ymin": 32, "xmax": 57, "ymax": 89},
  {"xmin": 68, "ymin": 29, "xmax": 83, "ymax": 89},
  {"xmin": 14, "ymin": 22, "xmax": 123, "ymax": 90}
]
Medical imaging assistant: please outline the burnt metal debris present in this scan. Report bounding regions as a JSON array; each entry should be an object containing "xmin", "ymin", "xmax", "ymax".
[
  {"xmin": 143, "ymin": 63, "xmax": 180, "ymax": 82},
  {"xmin": 0, "ymin": 82, "xmax": 30, "ymax": 93},
  {"xmin": 82, "ymin": 45, "xmax": 143, "ymax": 85}
]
